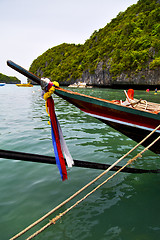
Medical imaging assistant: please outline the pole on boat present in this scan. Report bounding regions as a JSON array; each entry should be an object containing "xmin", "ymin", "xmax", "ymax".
[
  {"xmin": 7, "ymin": 60, "xmax": 41, "ymax": 85},
  {"xmin": 0, "ymin": 149, "xmax": 160, "ymax": 174}
]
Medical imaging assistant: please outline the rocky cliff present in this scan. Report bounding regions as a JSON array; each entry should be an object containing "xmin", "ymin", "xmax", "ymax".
[{"xmin": 77, "ymin": 61, "xmax": 160, "ymax": 89}]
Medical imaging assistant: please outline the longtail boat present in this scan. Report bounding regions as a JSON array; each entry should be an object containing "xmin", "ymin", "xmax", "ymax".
[
  {"xmin": 54, "ymin": 87, "xmax": 160, "ymax": 154},
  {"xmin": 7, "ymin": 60, "xmax": 160, "ymax": 155}
]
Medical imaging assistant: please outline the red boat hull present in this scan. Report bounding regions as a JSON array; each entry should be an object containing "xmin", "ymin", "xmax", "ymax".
[{"xmin": 55, "ymin": 88, "xmax": 160, "ymax": 154}]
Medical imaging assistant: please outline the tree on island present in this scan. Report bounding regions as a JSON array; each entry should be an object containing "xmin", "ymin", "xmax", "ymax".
[{"xmin": 0, "ymin": 73, "xmax": 20, "ymax": 84}]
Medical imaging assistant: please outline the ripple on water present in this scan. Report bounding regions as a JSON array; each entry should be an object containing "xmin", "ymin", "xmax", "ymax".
[{"xmin": 0, "ymin": 86, "xmax": 160, "ymax": 240}]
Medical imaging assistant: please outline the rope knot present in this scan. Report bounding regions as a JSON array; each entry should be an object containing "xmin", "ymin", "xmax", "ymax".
[
  {"xmin": 43, "ymin": 86, "xmax": 55, "ymax": 101},
  {"xmin": 51, "ymin": 213, "xmax": 63, "ymax": 224},
  {"xmin": 43, "ymin": 81, "xmax": 59, "ymax": 101},
  {"xmin": 127, "ymin": 153, "xmax": 142, "ymax": 165}
]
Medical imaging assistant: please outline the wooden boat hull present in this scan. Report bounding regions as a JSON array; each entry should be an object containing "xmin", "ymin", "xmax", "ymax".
[{"xmin": 55, "ymin": 88, "xmax": 160, "ymax": 154}]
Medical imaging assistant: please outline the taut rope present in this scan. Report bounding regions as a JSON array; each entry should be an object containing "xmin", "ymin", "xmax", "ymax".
[{"xmin": 10, "ymin": 125, "xmax": 160, "ymax": 240}]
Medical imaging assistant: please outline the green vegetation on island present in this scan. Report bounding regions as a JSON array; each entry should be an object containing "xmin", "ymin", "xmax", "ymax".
[
  {"xmin": 29, "ymin": 0, "xmax": 160, "ymax": 84},
  {"xmin": 0, "ymin": 73, "xmax": 20, "ymax": 84}
]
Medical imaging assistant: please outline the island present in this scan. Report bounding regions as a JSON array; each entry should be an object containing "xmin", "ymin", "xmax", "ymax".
[
  {"xmin": 0, "ymin": 73, "xmax": 21, "ymax": 84},
  {"xmin": 29, "ymin": 0, "xmax": 160, "ymax": 89}
]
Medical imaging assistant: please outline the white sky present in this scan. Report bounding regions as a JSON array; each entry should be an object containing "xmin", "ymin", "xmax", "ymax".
[{"xmin": 0, "ymin": 0, "xmax": 138, "ymax": 83}]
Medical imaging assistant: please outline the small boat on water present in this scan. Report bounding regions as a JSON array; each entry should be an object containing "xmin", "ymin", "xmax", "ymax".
[
  {"xmin": 0, "ymin": 83, "xmax": 5, "ymax": 86},
  {"xmin": 7, "ymin": 60, "xmax": 160, "ymax": 155},
  {"xmin": 68, "ymin": 82, "xmax": 86, "ymax": 88},
  {"xmin": 68, "ymin": 82, "xmax": 92, "ymax": 88},
  {"xmin": 16, "ymin": 82, "xmax": 33, "ymax": 87}
]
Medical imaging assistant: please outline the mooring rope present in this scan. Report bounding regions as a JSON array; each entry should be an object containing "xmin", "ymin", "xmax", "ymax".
[
  {"xmin": 26, "ymin": 135, "xmax": 160, "ymax": 240},
  {"xmin": 10, "ymin": 125, "xmax": 160, "ymax": 240}
]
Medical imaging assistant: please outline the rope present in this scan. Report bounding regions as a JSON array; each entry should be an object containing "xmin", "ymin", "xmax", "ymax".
[
  {"xmin": 43, "ymin": 81, "xmax": 59, "ymax": 101},
  {"xmin": 10, "ymin": 124, "xmax": 160, "ymax": 240},
  {"xmin": 26, "ymin": 135, "xmax": 160, "ymax": 240}
]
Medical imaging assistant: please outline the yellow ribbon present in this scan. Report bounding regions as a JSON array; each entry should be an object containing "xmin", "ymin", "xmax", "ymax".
[
  {"xmin": 52, "ymin": 81, "xmax": 59, "ymax": 87},
  {"xmin": 45, "ymin": 101, "xmax": 51, "ymax": 125},
  {"xmin": 43, "ymin": 81, "xmax": 59, "ymax": 124},
  {"xmin": 43, "ymin": 86, "xmax": 55, "ymax": 101},
  {"xmin": 43, "ymin": 81, "xmax": 59, "ymax": 101}
]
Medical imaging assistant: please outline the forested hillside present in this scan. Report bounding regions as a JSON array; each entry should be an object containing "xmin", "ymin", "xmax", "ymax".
[
  {"xmin": 29, "ymin": 0, "xmax": 160, "ymax": 87},
  {"xmin": 0, "ymin": 73, "xmax": 20, "ymax": 84}
]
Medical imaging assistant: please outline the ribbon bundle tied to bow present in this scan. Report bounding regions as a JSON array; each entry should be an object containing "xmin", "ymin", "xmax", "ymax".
[{"xmin": 43, "ymin": 80, "xmax": 74, "ymax": 181}]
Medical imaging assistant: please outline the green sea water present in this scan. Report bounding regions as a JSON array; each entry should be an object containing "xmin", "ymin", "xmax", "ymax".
[{"xmin": 0, "ymin": 85, "xmax": 160, "ymax": 240}]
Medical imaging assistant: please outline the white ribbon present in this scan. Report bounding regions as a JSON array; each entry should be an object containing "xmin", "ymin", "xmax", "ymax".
[{"xmin": 57, "ymin": 119, "xmax": 74, "ymax": 168}]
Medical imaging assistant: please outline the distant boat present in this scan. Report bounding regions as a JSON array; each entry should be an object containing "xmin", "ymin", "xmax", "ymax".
[
  {"xmin": 16, "ymin": 83, "xmax": 33, "ymax": 87},
  {"xmin": 68, "ymin": 83, "xmax": 78, "ymax": 88},
  {"xmin": 0, "ymin": 83, "xmax": 5, "ymax": 86},
  {"xmin": 78, "ymin": 82, "xmax": 87, "ymax": 88},
  {"xmin": 68, "ymin": 82, "xmax": 92, "ymax": 88}
]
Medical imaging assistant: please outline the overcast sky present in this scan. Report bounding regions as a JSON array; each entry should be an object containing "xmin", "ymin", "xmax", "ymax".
[{"xmin": 0, "ymin": 0, "xmax": 138, "ymax": 82}]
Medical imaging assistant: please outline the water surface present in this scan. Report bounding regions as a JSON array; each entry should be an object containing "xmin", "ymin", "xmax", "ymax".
[{"xmin": 0, "ymin": 85, "xmax": 160, "ymax": 240}]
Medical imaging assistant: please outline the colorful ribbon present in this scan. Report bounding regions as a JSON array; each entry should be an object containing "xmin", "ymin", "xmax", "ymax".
[{"xmin": 43, "ymin": 81, "xmax": 73, "ymax": 180}]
